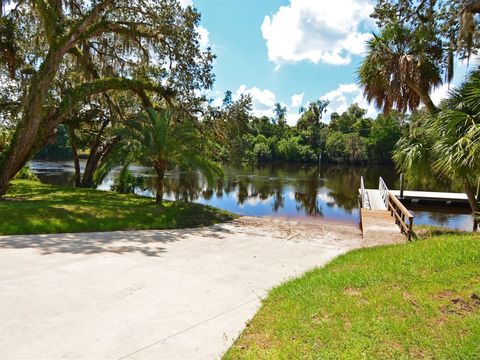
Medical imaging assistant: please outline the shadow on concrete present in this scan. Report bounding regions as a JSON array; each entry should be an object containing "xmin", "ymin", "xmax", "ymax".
[{"xmin": 0, "ymin": 225, "xmax": 235, "ymax": 257}]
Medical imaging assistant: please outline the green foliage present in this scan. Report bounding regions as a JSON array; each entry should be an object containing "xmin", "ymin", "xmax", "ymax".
[
  {"xmin": 111, "ymin": 168, "xmax": 144, "ymax": 194},
  {"xmin": 0, "ymin": 180, "xmax": 235, "ymax": 235},
  {"xmin": 394, "ymin": 67, "xmax": 480, "ymax": 184},
  {"xmin": 393, "ymin": 67, "xmax": 480, "ymax": 212},
  {"xmin": 367, "ymin": 115, "xmax": 402, "ymax": 163},
  {"xmin": 36, "ymin": 125, "xmax": 72, "ymax": 160},
  {"xmin": 225, "ymin": 233, "xmax": 480, "ymax": 359},
  {"xmin": 277, "ymin": 136, "xmax": 316, "ymax": 163},
  {"xmin": 0, "ymin": 126, "xmax": 12, "ymax": 154},
  {"xmin": 107, "ymin": 108, "xmax": 223, "ymax": 203},
  {"xmin": 251, "ymin": 135, "xmax": 272, "ymax": 162},
  {"xmin": 359, "ymin": 23, "xmax": 442, "ymax": 114},
  {"xmin": 325, "ymin": 132, "xmax": 367, "ymax": 163},
  {"xmin": 207, "ymin": 94, "xmax": 403, "ymax": 165},
  {"xmin": 13, "ymin": 166, "xmax": 39, "ymax": 181}
]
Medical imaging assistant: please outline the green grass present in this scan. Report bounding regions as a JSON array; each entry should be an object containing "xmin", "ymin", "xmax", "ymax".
[
  {"xmin": 0, "ymin": 180, "xmax": 236, "ymax": 235},
  {"xmin": 224, "ymin": 234, "xmax": 480, "ymax": 359}
]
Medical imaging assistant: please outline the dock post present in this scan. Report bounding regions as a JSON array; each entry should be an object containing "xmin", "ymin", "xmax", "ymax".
[
  {"xmin": 400, "ymin": 173, "xmax": 405, "ymax": 199},
  {"xmin": 476, "ymin": 177, "xmax": 479, "ymax": 200}
]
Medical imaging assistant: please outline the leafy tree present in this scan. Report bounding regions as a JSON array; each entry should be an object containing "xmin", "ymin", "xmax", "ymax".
[
  {"xmin": 204, "ymin": 93, "xmax": 253, "ymax": 164},
  {"xmin": 367, "ymin": 114, "xmax": 403, "ymax": 163},
  {"xmin": 325, "ymin": 132, "xmax": 367, "ymax": 163},
  {"xmin": 110, "ymin": 108, "xmax": 223, "ymax": 204},
  {"xmin": 330, "ymin": 103, "xmax": 366, "ymax": 133},
  {"xmin": 372, "ymin": 0, "xmax": 479, "ymax": 79},
  {"xmin": 273, "ymin": 103, "xmax": 287, "ymax": 126},
  {"xmin": 359, "ymin": 23, "xmax": 442, "ymax": 114},
  {"xmin": 253, "ymin": 142, "xmax": 272, "ymax": 162},
  {"xmin": 0, "ymin": 0, "xmax": 214, "ymax": 196},
  {"xmin": 277, "ymin": 136, "xmax": 316, "ymax": 163},
  {"xmin": 297, "ymin": 99, "xmax": 329, "ymax": 159},
  {"xmin": 393, "ymin": 67, "xmax": 480, "ymax": 213}
]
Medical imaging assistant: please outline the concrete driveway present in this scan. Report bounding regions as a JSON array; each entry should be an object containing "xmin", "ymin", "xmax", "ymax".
[{"xmin": 0, "ymin": 217, "xmax": 365, "ymax": 359}]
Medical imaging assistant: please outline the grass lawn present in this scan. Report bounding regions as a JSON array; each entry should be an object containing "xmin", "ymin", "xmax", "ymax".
[
  {"xmin": 224, "ymin": 234, "xmax": 480, "ymax": 359},
  {"xmin": 0, "ymin": 180, "xmax": 236, "ymax": 235}
]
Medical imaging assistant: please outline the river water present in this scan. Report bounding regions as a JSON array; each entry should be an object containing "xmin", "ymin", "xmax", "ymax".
[{"xmin": 29, "ymin": 160, "xmax": 477, "ymax": 231}]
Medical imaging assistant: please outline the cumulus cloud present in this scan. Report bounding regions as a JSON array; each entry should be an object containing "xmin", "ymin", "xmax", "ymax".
[
  {"xmin": 178, "ymin": 0, "xmax": 193, "ymax": 7},
  {"xmin": 235, "ymin": 85, "xmax": 277, "ymax": 118},
  {"xmin": 227, "ymin": 86, "xmax": 299, "ymax": 125},
  {"xmin": 319, "ymin": 83, "xmax": 378, "ymax": 121},
  {"xmin": 197, "ymin": 26, "xmax": 210, "ymax": 49},
  {"xmin": 261, "ymin": 0, "xmax": 375, "ymax": 66},
  {"xmin": 291, "ymin": 92, "xmax": 305, "ymax": 107}
]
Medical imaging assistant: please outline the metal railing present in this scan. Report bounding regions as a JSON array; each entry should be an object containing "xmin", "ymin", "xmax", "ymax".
[
  {"xmin": 359, "ymin": 176, "xmax": 370, "ymax": 209},
  {"xmin": 379, "ymin": 177, "xmax": 389, "ymax": 208}
]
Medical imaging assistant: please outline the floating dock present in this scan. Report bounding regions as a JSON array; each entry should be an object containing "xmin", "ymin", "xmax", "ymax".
[{"xmin": 359, "ymin": 177, "xmax": 479, "ymax": 240}]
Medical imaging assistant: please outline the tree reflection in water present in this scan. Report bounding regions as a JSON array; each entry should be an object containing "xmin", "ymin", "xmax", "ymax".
[{"xmin": 29, "ymin": 160, "xmax": 478, "ymax": 230}]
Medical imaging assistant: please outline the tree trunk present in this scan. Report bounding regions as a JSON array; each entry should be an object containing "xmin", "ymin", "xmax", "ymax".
[
  {"xmin": 405, "ymin": 79, "xmax": 438, "ymax": 114},
  {"xmin": 68, "ymin": 126, "xmax": 81, "ymax": 187},
  {"xmin": 463, "ymin": 0, "xmax": 480, "ymax": 13},
  {"xmin": 464, "ymin": 178, "xmax": 480, "ymax": 214},
  {"xmin": 155, "ymin": 167, "xmax": 165, "ymax": 205}
]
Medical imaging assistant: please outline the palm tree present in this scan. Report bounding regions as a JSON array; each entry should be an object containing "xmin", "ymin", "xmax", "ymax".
[
  {"xmin": 104, "ymin": 108, "xmax": 223, "ymax": 204},
  {"xmin": 359, "ymin": 24, "xmax": 442, "ymax": 114},
  {"xmin": 393, "ymin": 68, "xmax": 480, "ymax": 215}
]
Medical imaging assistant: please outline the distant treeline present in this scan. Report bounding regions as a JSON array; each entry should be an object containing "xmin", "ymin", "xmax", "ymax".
[
  {"xmin": 200, "ymin": 93, "xmax": 407, "ymax": 165},
  {"xmin": 36, "ymin": 94, "xmax": 408, "ymax": 165}
]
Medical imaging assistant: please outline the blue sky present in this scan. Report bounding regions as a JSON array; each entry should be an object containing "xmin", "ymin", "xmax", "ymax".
[{"xmin": 185, "ymin": 0, "xmax": 474, "ymax": 124}]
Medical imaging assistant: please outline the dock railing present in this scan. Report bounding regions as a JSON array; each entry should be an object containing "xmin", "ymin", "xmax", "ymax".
[
  {"xmin": 359, "ymin": 176, "xmax": 369, "ymax": 209},
  {"xmin": 379, "ymin": 177, "xmax": 389, "ymax": 208},
  {"xmin": 379, "ymin": 177, "xmax": 414, "ymax": 240}
]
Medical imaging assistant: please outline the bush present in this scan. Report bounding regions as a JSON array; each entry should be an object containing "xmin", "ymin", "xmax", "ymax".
[
  {"xmin": 253, "ymin": 142, "xmax": 272, "ymax": 162},
  {"xmin": 14, "ymin": 166, "xmax": 39, "ymax": 181},
  {"xmin": 111, "ymin": 168, "xmax": 143, "ymax": 194},
  {"xmin": 277, "ymin": 136, "xmax": 316, "ymax": 162},
  {"xmin": 325, "ymin": 132, "xmax": 367, "ymax": 163}
]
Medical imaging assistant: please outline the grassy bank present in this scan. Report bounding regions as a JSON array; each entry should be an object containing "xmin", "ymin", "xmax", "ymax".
[
  {"xmin": 225, "ymin": 234, "xmax": 480, "ymax": 359},
  {"xmin": 0, "ymin": 180, "xmax": 235, "ymax": 235}
]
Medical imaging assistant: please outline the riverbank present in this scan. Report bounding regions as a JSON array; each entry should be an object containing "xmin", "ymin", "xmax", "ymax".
[
  {"xmin": 0, "ymin": 180, "xmax": 235, "ymax": 235},
  {"xmin": 224, "ymin": 233, "xmax": 480, "ymax": 359}
]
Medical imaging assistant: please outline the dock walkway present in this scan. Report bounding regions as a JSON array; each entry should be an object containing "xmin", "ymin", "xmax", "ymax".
[{"xmin": 359, "ymin": 177, "xmax": 413, "ymax": 242}]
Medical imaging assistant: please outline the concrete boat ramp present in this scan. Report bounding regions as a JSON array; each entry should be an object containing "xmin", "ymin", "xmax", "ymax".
[{"xmin": 0, "ymin": 217, "xmax": 402, "ymax": 359}]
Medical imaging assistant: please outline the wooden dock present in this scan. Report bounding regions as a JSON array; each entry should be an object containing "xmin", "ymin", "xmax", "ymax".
[
  {"xmin": 359, "ymin": 177, "xmax": 414, "ymax": 243},
  {"xmin": 359, "ymin": 177, "xmax": 479, "ymax": 240}
]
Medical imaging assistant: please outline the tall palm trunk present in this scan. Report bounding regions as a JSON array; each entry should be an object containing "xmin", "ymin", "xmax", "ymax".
[
  {"xmin": 155, "ymin": 166, "xmax": 166, "ymax": 204},
  {"xmin": 463, "ymin": 178, "xmax": 480, "ymax": 214}
]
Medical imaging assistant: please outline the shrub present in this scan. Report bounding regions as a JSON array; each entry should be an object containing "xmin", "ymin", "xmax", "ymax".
[
  {"xmin": 14, "ymin": 166, "xmax": 39, "ymax": 181},
  {"xmin": 253, "ymin": 142, "xmax": 272, "ymax": 162},
  {"xmin": 111, "ymin": 168, "xmax": 143, "ymax": 194},
  {"xmin": 277, "ymin": 136, "xmax": 316, "ymax": 162}
]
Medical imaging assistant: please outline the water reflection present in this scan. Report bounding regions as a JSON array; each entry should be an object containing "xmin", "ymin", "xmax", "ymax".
[{"xmin": 28, "ymin": 160, "xmax": 477, "ymax": 230}]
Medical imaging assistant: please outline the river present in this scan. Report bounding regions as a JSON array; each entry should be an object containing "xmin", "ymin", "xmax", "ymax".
[{"xmin": 29, "ymin": 160, "xmax": 477, "ymax": 231}]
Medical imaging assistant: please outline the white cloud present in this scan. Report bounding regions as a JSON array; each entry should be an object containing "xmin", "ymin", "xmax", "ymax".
[
  {"xmin": 178, "ymin": 0, "xmax": 193, "ymax": 8},
  {"xmin": 261, "ymin": 0, "xmax": 375, "ymax": 66},
  {"xmin": 197, "ymin": 26, "xmax": 210, "ymax": 50},
  {"xmin": 231, "ymin": 86, "xmax": 300, "ymax": 125},
  {"xmin": 291, "ymin": 92, "xmax": 304, "ymax": 107},
  {"xmin": 430, "ymin": 56, "xmax": 478, "ymax": 106},
  {"xmin": 319, "ymin": 83, "xmax": 379, "ymax": 121},
  {"xmin": 235, "ymin": 85, "xmax": 277, "ymax": 118}
]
